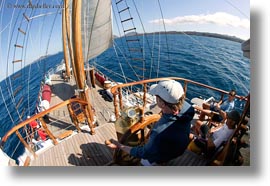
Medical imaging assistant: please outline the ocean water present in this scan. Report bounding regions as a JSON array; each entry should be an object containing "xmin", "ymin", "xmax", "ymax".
[
  {"xmin": 96, "ymin": 35, "xmax": 249, "ymax": 97},
  {"xmin": 0, "ymin": 34, "xmax": 250, "ymax": 161},
  {"xmin": 0, "ymin": 53, "xmax": 63, "ymax": 161}
]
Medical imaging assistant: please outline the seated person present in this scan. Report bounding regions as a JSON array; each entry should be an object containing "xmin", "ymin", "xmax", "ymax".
[
  {"xmin": 193, "ymin": 90, "xmax": 236, "ymax": 135},
  {"xmin": 27, "ymin": 116, "xmax": 40, "ymax": 139},
  {"xmin": 188, "ymin": 110, "xmax": 240, "ymax": 156},
  {"xmin": 37, "ymin": 128, "xmax": 48, "ymax": 141},
  {"xmin": 32, "ymin": 137, "xmax": 45, "ymax": 150},
  {"xmin": 106, "ymin": 80, "xmax": 194, "ymax": 165}
]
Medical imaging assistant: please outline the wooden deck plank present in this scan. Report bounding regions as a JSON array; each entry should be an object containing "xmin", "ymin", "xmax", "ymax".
[
  {"xmin": 70, "ymin": 134, "xmax": 86, "ymax": 166},
  {"xmin": 54, "ymin": 147, "xmax": 62, "ymax": 166},
  {"xmin": 167, "ymin": 150, "xmax": 208, "ymax": 166},
  {"xmin": 94, "ymin": 124, "xmax": 117, "ymax": 163},
  {"xmin": 89, "ymin": 129, "xmax": 113, "ymax": 164},
  {"xmin": 59, "ymin": 144, "xmax": 68, "ymax": 166},
  {"xmin": 83, "ymin": 132, "xmax": 107, "ymax": 165},
  {"xmin": 56, "ymin": 145, "xmax": 65, "ymax": 166},
  {"xmin": 61, "ymin": 146, "xmax": 68, "ymax": 166},
  {"xmin": 77, "ymin": 133, "xmax": 99, "ymax": 166},
  {"xmin": 96, "ymin": 129, "xmax": 115, "ymax": 161},
  {"xmin": 62, "ymin": 136, "xmax": 77, "ymax": 166},
  {"xmin": 78, "ymin": 134, "xmax": 97, "ymax": 166},
  {"xmin": 30, "ymin": 123, "xmax": 116, "ymax": 166}
]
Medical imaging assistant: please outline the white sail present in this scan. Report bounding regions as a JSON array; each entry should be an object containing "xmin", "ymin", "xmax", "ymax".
[{"xmin": 81, "ymin": 0, "xmax": 113, "ymax": 62}]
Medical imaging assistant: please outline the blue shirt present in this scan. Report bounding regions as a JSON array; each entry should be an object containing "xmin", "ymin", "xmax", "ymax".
[
  {"xmin": 130, "ymin": 101, "xmax": 194, "ymax": 163},
  {"xmin": 220, "ymin": 99, "xmax": 235, "ymax": 113},
  {"xmin": 211, "ymin": 98, "xmax": 235, "ymax": 113}
]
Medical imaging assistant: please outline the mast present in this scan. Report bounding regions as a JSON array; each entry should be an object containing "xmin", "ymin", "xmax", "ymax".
[
  {"xmin": 72, "ymin": 0, "xmax": 95, "ymax": 134},
  {"xmin": 62, "ymin": 0, "xmax": 71, "ymax": 78},
  {"xmin": 65, "ymin": 0, "xmax": 78, "ymax": 83}
]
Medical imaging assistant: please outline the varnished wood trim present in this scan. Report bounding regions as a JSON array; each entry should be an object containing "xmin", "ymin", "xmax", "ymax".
[
  {"xmin": 12, "ymin": 73, "xmax": 21, "ymax": 80},
  {"xmin": 14, "ymin": 44, "xmax": 23, "ymax": 48},
  {"xmin": 39, "ymin": 117, "xmax": 58, "ymax": 145},
  {"xmin": 18, "ymin": 28, "xmax": 26, "ymax": 35},
  {"xmin": 65, "ymin": 0, "xmax": 76, "ymax": 83},
  {"xmin": 1, "ymin": 98, "xmax": 88, "ymax": 145},
  {"xmin": 130, "ymin": 114, "xmax": 161, "ymax": 133},
  {"xmin": 12, "ymin": 59, "xmax": 23, "ymax": 63},
  {"xmin": 72, "ymin": 0, "xmax": 95, "ymax": 134},
  {"xmin": 72, "ymin": 0, "xmax": 85, "ymax": 89},
  {"xmin": 13, "ymin": 86, "xmax": 22, "ymax": 97},
  {"xmin": 110, "ymin": 77, "xmax": 245, "ymax": 100},
  {"xmin": 62, "ymin": 0, "xmax": 71, "ymax": 78},
  {"xmin": 16, "ymin": 97, "xmax": 24, "ymax": 109},
  {"xmin": 15, "ymin": 130, "xmax": 37, "ymax": 158},
  {"xmin": 23, "ymin": 156, "xmax": 31, "ymax": 166},
  {"xmin": 23, "ymin": 13, "xmax": 30, "ymax": 22}
]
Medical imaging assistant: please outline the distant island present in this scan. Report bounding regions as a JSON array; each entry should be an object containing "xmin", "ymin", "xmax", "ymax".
[{"xmin": 114, "ymin": 31, "xmax": 245, "ymax": 43}]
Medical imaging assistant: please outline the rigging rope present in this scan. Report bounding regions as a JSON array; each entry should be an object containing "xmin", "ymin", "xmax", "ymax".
[
  {"xmin": 112, "ymin": 6, "xmax": 141, "ymax": 81},
  {"xmin": 84, "ymin": 0, "xmax": 99, "ymax": 63},
  {"xmin": 1, "ymin": 0, "xmax": 63, "ymax": 127},
  {"xmin": 157, "ymin": 32, "xmax": 161, "ymax": 78},
  {"xmin": 0, "ymin": 85, "xmax": 14, "ymax": 123},
  {"xmin": 44, "ymin": 7, "xmax": 61, "ymax": 74},
  {"xmin": 131, "ymin": 0, "xmax": 156, "ymax": 79},
  {"xmin": 113, "ymin": 44, "xmax": 128, "ymax": 85},
  {"xmin": 224, "ymin": 0, "xmax": 250, "ymax": 19},
  {"xmin": 114, "ymin": 0, "xmax": 142, "ymax": 81},
  {"xmin": 157, "ymin": 0, "xmax": 171, "ymax": 70},
  {"xmin": 4, "ymin": 0, "xmax": 26, "ymax": 122},
  {"xmin": 94, "ymin": 63, "xmax": 137, "ymax": 83},
  {"xmin": 23, "ymin": 5, "xmax": 52, "ymax": 116}
]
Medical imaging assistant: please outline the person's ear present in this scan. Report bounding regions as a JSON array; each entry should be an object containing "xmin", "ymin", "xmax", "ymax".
[{"xmin": 159, "ymin": 99, "xmax": 166, "ymax": 108}]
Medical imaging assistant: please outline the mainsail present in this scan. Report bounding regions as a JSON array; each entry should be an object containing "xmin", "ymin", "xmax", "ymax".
[{"xmin": 81, "ymin": 0, "xmax": 113, "ymax": 62}]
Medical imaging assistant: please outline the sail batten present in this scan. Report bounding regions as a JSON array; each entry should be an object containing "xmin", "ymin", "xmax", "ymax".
[{"xmin": 81, "ymin": 0, "xmax": 113, "ymax": 63}]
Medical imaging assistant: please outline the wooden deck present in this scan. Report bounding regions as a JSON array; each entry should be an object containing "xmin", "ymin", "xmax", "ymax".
[
  {"xmin": 45, "ymin": 73, "xmax": 115, "ymax": 134},
  {"xmin": 29, "ymin": 73, "xmax": 118, "ymax": 166},
  {"xmin": 30, "ymin": 123, "xmax": 117, "ymax": 166}
]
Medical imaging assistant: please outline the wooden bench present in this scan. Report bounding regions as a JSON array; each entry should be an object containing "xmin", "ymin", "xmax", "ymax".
[{"xmin": 56, "ymin": 130, "xmax": 73, "ymax": 140}]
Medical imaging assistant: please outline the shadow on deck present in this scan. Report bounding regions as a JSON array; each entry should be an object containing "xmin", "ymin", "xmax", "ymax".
[
  {"xmin": 68, "ymin": 142, "xmax": 114, "ymax": 166},
  {"xmin": 44, "ymin": 115, "xmax": 77, "ymax": 132},
  {"xmin": 167, "ymin": 150, "xmax": 208, "ymax": 166},
  {"xmin": 51, "ymin": 83, "xmax": 76, "ymax": 101}
]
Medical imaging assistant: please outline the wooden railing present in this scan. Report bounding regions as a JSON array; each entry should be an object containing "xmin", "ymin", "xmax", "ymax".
[
  {"xmin": 110, "ymin": 77, "xmax": 247, "ymax": 120},
  {"xmin": 0, "ymin": 98, "xmax": 91, "ymax": 158}
]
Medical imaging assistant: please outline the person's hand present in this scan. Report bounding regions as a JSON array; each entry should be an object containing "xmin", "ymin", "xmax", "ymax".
[
  {"xmin": 209, "ymin": 128, "xmax": 215, "ymax": 134},
  {"xmin": 105, "ymin": 139, "xmax": 120, "ymax": 149},
  {"xmin": 215, "ymin": 103, "xmax": 221, "ymax": 111},
  {"xmin": 192, "ymin": 104, "xmax": 201, "ymax": 111}
]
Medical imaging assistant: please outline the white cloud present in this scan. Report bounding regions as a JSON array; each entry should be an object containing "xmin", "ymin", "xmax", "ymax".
[{"xmin": 149, "ymin": 12, "xmax": 250, "ymax": 29}]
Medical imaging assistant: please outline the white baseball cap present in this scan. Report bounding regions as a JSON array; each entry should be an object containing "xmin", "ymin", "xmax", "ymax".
[{"xmin": 149, "ymin": 80, "xmax": 184, "ymax": 104}]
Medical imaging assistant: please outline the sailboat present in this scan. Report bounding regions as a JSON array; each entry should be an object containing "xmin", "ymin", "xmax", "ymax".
[{"xmin": 0, "ymin": 0, "xmax": 250, "ymax": 166}]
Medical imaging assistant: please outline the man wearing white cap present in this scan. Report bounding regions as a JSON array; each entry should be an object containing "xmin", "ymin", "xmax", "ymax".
[{"xmin": 107, "ymin": 80, "xmax": 195, "ymax": 165}]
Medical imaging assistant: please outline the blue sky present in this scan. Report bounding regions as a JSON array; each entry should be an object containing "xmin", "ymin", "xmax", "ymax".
[
  {"xmin": 0, "ymin": 0, "xmax": 250, "ymax": 80},
  {"xmin": 116, "ymin": 0, "xmax": 250, "ymax": 39}
]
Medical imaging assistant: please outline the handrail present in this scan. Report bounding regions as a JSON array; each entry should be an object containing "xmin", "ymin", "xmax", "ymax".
[
  {"xmin": 1, "ymin": 98, "xmax": 88, "ymax": 147},
  {"xmin": 110, "ymin": 77, "xmax": 247, "ymax": 119},
  {"xmin": 110, "ymin": 77, "xmax": 246, "ymax": 100}
]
